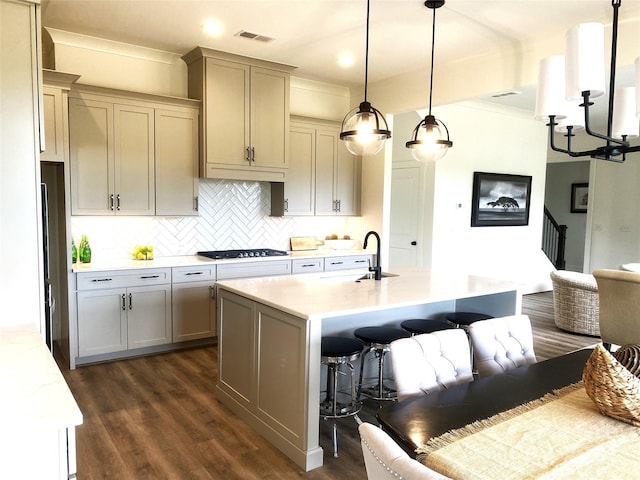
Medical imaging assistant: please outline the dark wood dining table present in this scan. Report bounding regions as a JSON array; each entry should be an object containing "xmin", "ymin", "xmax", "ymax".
[{"xmin": 377, "ymin": 347, "xmax": 594, "ymax": 456}]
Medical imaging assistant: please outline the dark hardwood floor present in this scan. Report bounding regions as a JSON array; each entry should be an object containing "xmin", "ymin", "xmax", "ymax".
[{"xmin": 60, "ymin": 291, "xmax": 598, "ymax": 479}]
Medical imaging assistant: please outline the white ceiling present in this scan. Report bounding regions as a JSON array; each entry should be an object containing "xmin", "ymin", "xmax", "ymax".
[{"xmin": 41, "ymin": 0, "xmax": 640, "ymax": 117}]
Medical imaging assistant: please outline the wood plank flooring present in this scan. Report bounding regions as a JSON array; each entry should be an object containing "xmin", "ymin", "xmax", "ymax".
[{"xmin": 59, "ymin": 291, "xmax": 598, "ymax": 479}]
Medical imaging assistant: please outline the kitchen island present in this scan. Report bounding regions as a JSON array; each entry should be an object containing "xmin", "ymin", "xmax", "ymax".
[{"xmin": 214, "ymin": 267, "xmax": 521, "ymax": 471}]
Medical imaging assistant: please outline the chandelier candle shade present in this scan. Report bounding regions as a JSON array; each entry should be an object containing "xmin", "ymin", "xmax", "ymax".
[
  {"xmin": 406, "ymin": 0, "xmax": 452, "ymax": 162},
  {"xmin": 535, "ymin": 0, "xmax": 640, "ymax": 162},
  {"xmin": 339, "ymin": 0, "xmax": 391, "ymax": 156}
]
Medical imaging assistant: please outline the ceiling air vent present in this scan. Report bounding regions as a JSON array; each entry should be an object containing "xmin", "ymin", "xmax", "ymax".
[{"xmin": 235, "ymin": 30, "xmax": 275, "ymax": 43}]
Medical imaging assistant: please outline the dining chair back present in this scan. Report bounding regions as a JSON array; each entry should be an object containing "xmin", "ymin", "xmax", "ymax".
[
  {"xmin": 390, "ymin": 329, "xmax": 473, "ymax": 402},
  {"xmin": 593, "ymin": 268, "xmax": 640, "ymax": 350},
  {"xmin": 358, "ymin": 422, "xmax": 451, "ymax": 480},
  {"xmin": 468, "ymin": 314, "xmax": 537, "ymax": 377}
]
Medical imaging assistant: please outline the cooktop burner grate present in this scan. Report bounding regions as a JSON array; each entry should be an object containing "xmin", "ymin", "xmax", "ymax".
[{"xmin": 197, "ymin": 248, "xmax": 289, "ymax": 260}]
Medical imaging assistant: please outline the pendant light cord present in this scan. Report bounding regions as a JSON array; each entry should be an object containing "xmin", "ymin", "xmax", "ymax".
[
  {"xmin": 428, "ymin": 5, "xmax": 437, "ymax": 116},
  {"xmin": 363, "ymin": 0, "xmax": 371, "ymax": 102}
]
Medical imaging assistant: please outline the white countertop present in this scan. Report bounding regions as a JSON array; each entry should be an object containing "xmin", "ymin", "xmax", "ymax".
[
  {"xmin": 0, "ymin": 324, "xmax": 83, "ymax": 429},
  {"xmin": 215, "ymin": 267, "xmax": 520, "ymax": 321},
  {"xmin": 72, "ymin": 249, "xmax": 373, "ymax": 273}
]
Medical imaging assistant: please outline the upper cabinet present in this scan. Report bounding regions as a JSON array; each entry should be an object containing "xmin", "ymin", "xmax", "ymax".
[
  {"xmin": 68, "ymin": 86, "xmax": 200, "ymax": 216},
  {"xmin": 274, "ymin": 118, "xmax": 361, "ymax": 217},
  {"xmin": 183, "ymin": 47, "xmax": 295, "ymax": 182},
  {"xmin": 41, "ymin": 70, "xmax": 80, "ymax": 163}
]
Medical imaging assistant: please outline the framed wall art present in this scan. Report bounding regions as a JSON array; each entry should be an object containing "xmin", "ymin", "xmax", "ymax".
[
  {"xmin": 471, "ymin": 172, "xmax": 533, "ymax": 227},
  {"xmin": 570, "ymin": 183, "xmax": 588, "ymax": 213}
]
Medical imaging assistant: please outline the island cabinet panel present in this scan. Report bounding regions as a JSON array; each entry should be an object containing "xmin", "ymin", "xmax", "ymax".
[
  {"xmin": 256, "ymin": 305, "xmax": 306, "ymax": 441},
  {"xmin": 218, "ymin": 292, "xmax": 256, "ymax": 407}
]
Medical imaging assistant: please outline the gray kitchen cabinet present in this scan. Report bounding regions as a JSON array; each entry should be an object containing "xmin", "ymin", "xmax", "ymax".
[
  {"xmin": 183, "ymin": 47, "xmax": 295, "ymax": 182},
  {"xmin": 171, "ymin": 265, "xmax": 217, "ymax": 342},
  {"xmin": 280, "ymin": 118, "xmax": 360, "ymax": 216},
  {"xmin": 41, "ymin": 86, "xmax": 66, "ymax": 163},
  {"xmin": 217, "ymin": 259, "xmax": 291, "ymax": 280},
  {"xmin": 292, "ymin": 257, "xmax": 324, "ymax": 274},
  {"xmin": 76, "ymin": 269, "xmax": 172, "ymax": 359},
  {"xmin": 155, "ymin": 108, "xmax": 200, "ymax": 216},
  {"xmin": 324, "ymin": 254, "xmax": 372, "ymax": 271},
  {"xmin": 69, "ymin": 86, "xmax": 200, "ymax": 216},
  {"xmin": 69, "ymin": 98, "xmax": 155, "ymax": 215}
]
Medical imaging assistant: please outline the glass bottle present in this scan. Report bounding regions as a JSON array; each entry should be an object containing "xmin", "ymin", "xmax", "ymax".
[
  {"xmin": 79, "ymin": 234, "xmax": 92, "ymax": 263},
  {"xmin": 72, "ymin": 237, "xmax": 77, "ymax": 264}
]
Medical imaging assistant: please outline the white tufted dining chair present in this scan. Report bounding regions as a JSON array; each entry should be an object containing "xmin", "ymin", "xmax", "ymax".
[
  {"xmin": 390, "ymin": 329, "xmax": 473, "ymax": 402},
  {"xmin": 468, "ymin": 314, "xmax": 537, "ymax": 377},
  {"xmin": 359, "ymin": 422, "xmax": 451, "ymax": 480}
]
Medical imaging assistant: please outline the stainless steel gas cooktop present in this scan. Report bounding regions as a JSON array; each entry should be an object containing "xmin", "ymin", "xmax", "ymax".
[{"xmin": 197, "ymin": 248, "xmax": 289, "ymax": 260}]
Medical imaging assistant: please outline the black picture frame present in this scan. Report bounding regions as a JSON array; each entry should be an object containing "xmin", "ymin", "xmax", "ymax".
[
  {"xmin": 471, "ymin": 172, "xmax": 532, "ymax": 227},
  {"xmin": 571, "ymin": 183, "xmax": 588, "ymax": 213}
]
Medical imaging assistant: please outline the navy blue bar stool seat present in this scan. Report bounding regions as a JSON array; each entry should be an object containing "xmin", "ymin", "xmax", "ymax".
[
  {"xmin": 320, "ymin": 336, "xmax": 364, "ymax": 457},
  {"xmin": 400, "ymin": 319, "xmax": 455, "ymax": 335},
  {"xmin": 354, "ymin": 327, "xmax": 410, "ymax": 401},
  {"xmin": 446, "ymin": 312, "xmax": 494, "ymax": 328}
]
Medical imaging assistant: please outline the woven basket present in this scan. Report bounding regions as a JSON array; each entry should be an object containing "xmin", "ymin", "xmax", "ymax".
[{"xmin": 583, "ymin": 344, "xmax": 640, "ymax": 427}]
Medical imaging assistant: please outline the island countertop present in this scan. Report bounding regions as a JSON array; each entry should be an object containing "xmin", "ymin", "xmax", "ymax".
[{"xmin": 215, "ymin": 266, "xmax": 521, "ymax": 321}]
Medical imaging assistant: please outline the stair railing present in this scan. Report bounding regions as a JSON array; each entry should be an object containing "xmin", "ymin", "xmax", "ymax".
[{"xmin": 542, "ymin": 206, "xmax": 567, "ymax": 269}]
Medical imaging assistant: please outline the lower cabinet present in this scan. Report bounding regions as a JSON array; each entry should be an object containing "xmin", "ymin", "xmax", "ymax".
[
  {"xmin": 76, "ymin": 268, "xmax": 172, "ymax": 359},
  {"xmin": 172, "ymin": 280, "xmax": 216, "ymax": 342},
  {"xmin": 77, "ymin": 284, "xmax": 171, "ymax": 356}
]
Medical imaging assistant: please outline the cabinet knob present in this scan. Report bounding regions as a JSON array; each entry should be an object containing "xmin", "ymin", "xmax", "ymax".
[{"xmin": 411, "ymin": 241, "xmax": 417, "ymax": 246}]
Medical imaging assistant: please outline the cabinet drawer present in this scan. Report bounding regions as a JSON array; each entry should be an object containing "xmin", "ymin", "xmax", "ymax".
[
  {"xmin": 324, "ymin": 255, "xmax": 372, "ymax": 271},
  {"xmin": 172, "ymin": 265, "xmax": 216, "ymax": 283},
  {"xmin": 292, "ymin": 258, "xmax": 324, "ymax": 274},
  {"xmin": 77, "ymin": 268, "xmax": 171, "ymax": 290},
  {"xmin": 217, "ymin": 260, "xmax": 291, "ymax": 280}
]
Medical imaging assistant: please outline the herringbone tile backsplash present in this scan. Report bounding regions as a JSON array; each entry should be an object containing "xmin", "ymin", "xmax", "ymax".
[{"xmin": 71, "ymin": 179, "xmax": 367, "ymax": 261}]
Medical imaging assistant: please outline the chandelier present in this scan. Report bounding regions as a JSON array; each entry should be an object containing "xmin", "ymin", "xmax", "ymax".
[{"xmin": 535, "ymin": 0, "xmax": 640, "ymax": 162}]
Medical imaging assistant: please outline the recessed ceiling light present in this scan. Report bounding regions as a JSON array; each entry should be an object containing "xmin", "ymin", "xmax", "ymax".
[
  {"xmin": 338, "ymin": 51, "xmax": 355, "ymax": 68},
  {"xmin": 202, "ymin": 18, "xmax": 224, "ymax": 37}
]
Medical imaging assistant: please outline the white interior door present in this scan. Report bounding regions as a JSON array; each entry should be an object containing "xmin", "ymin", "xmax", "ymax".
[{"xmin": 389, "ymin": 164, "xmax": 423, "ymax": 267}]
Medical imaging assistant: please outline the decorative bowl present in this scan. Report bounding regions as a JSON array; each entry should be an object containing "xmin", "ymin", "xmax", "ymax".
[{"xmin": 325, "ymin": 239, "xmax": 357, "ymax": 250}]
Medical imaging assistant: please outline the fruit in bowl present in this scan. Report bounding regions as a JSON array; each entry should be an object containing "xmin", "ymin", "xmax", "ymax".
[
  {"xmin": 132, "ymin": 245, "xmax": 154, "ymax": 260},
  {"xmin": 325, "ymin": 235, "xmax": 357, "ymax": 250}
]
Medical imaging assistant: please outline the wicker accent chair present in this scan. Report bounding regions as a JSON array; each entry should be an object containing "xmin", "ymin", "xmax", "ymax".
[{"xmin": 550, "ymin": 270, "xmax": 600, "ymax": 336}]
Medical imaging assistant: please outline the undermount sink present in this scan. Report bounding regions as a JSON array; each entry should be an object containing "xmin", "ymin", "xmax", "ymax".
[{"xmin": 356, "ymin": 272, "xmax": 399, "ymax": 281}]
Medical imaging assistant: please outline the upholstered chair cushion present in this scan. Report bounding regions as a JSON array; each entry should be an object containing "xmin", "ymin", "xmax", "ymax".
[
  {"xmin": 469, "ymin": 314, "xmax": 537, "ymax": 377},
  {"xmin": 358, "ymin": 423, "xmax": 451, "ymax": 480},
  {"xmin": 593, "ymin": 268, "xmax": 640, "ymax": 349},
  {"xmin": 390, "ymin": 329, "xmax": 473, "ymax": 401}
]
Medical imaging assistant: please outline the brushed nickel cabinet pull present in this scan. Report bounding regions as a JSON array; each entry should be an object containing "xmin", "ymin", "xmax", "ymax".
[
  {"xmin": 91, "ymin": 278, "xmax": 113, "ymax": 282},
  {"xmin": 121, "ymin": 293, "xmax": 126, "ymax": 311},
  {"xmin": 116, "ymin": 194, "xmax": 121, "ymax": 211},
  {"xmin": 140, "ymin": 275, "xmax": 160, "ymax": 279},
  {"xmin": 185, "ymin": 272, "xmax": 203, "ymax": 276},
  {"xmin": 110, "ymin": 194, "xmax": 115, "ymax": 211},
  {"xmin": 246, "ymin": 146, "xmax": 251, "ymax": 163},
  {"xmin": 251, "ymin": 147, "xmax": 256, "ymax": 163},
  {"xmin": 128, "ymin": 293, "xmax": 133, "ymax": 310}
]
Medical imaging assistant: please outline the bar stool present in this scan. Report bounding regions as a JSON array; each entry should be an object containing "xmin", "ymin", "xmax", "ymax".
[
  {"xmin": 400, "ymin": 318, "xmax": 455, "ymax": 335},
  {"xmin": 354, "ymin": 326, "xmax": 410, "ymax": 402},
  {"xmin": 320, "ymin": 336, "xmax": 365, "ymax": 458},
  {"xmin": 446, "ymin": 312, "xmax": 494, "ymax": 330},
  {"xmin": 445, "ymin": 312, "xmax": 494, "ymax": 374}
]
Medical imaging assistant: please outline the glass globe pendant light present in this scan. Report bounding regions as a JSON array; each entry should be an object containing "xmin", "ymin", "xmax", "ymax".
[
  {"xmin": 340, "ymin": 0, "xmax": 391, "ymax": 156},
  {"xmin": 406, "ymin": 0, "xmax": 453, "ymax": 162}
]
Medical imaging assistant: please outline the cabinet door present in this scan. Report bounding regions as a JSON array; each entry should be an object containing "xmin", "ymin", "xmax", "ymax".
[
  {"xmin": 69, "ymin": 98, "xmax": 114, "ymax": 215},
  {"xmin": 41, "ymin": 87, "xmax": 65, "ymax": 162},
  {"xmin": 315, "ymin": 128, "xmax": 339, "ymax": 215},
  {"xmin": 113, "ymin": 104, "xmax": 155, "ymax": 215},
  {"xmin": 250, "ymin": 66, "xmax": 289, "ymax": 169},
  {"xmin": 172, "ymin": 281, "xmax": 216, "ymax": 342},
  {"xmin": 155, "ymin": 108, "xmax": 199, "ymax": 216},
  {"xmin": 205, "ymin": 58, "xmax": 250, "ymax": 166},
  {"xmin": 77, "ymin": 289, "xmax": 127, "ymax": 356},
  {"xmin": 334, "ymin": 140, "xmax": 360, "ymax": 216},
  {"xmin": 284, "ymin": 124, "xmax": 315, "ymax": 215},
  {"xmin": 127, "ymin": 284, "xmax": 172, "ymax": 349}
]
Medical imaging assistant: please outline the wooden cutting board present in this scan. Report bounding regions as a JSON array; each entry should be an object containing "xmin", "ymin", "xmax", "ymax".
[{"xmin": 290, "ymin": 236, "xmax": 318, "ymax": 251}]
